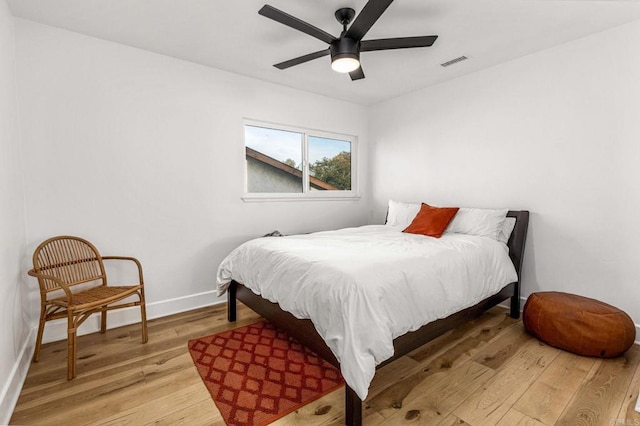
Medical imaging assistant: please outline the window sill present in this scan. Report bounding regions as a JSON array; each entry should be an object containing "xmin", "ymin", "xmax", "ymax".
[{"xmin": 242, "ymin": 193, "xmax": 361, "ymax": 203}]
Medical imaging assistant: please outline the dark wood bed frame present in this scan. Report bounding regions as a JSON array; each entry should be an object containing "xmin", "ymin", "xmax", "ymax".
[{"xmin": 227, "ymin": 210, "xmax": 529, "ymax": 425}]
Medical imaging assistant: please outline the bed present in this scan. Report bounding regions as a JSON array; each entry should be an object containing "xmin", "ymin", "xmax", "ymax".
[{"xmin": 218, "ymin": 209, "xmax": 529, "ymax": 425}]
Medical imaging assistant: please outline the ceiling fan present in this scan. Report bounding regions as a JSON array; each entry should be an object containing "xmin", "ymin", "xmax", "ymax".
[{"xmin": 259, "ymin": 0, "xmax": 438, "ymax": 81}]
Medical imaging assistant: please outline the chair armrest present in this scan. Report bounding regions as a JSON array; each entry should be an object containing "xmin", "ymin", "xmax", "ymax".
[
  {"xmin": 27, "ymin": 268, "xmax": 74, "ymax": 301},
  {"xmin": 102, "ymin": 256, "xmax": 144, "ymax": 286}
]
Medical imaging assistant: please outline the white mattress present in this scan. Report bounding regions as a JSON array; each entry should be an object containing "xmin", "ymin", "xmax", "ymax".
[{"xmin": 217, "ymin": 225, "xmax": 518, "ymax": 400}]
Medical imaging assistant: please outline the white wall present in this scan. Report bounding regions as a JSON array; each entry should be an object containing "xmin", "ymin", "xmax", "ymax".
[
  {"xmin": 370, "ymin": 20, "xmax": 640, "ymax": 332},
  {"xmin": 14, "ymin": 19, "xmax": 370, "ymax": 341},
  {"xmin": 0, "ymin": 1, "xmax": 30, "ymax": 422}
]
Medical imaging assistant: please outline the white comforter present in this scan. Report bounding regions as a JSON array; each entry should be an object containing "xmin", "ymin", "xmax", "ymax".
[{"xmin": 216, "ymin": 225, "xmax": 517, "ymax": 400}]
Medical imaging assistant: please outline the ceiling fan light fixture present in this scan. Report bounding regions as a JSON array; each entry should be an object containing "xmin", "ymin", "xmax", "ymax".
[
  {"xmin": 330, "ymin": 37, "xmax": 360, "ymax": 73},
  {"xmin": 331, "ymin": 56, "xmax": 360, "ymax": 73}
]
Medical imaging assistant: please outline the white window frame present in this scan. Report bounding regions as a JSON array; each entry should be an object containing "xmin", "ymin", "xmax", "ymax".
[{"xmin": 242, "ymin": 119, "xmax": 359, "ymax": 202}]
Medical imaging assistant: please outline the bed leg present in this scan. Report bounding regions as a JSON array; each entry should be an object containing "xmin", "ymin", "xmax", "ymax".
[
  {"xmin": 510, "ymin": 288, "xmax": 520, "ymax": 319},
  {"xmin": 228, "ymin": 281, "xmax": 237, "ymax": 322},
  {"xmin": 345, "ymin": 385, "xmax": 363, "ymax": 426}
]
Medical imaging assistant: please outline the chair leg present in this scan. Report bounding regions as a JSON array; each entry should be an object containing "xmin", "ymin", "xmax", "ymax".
[
  {"xmin": 100, "ymin": 307, "xmax": 107, "ymax": 334},
  {"xmin": 33, "ymin": 305, "xmax": 47, "ymax": 362},
  {"xmin": 67, "ymin": 312, "xmax": 77, "ymax": 380},
  {"xmin": 139, "ymin": 289, "xmax": 148, "ymax": 344}
]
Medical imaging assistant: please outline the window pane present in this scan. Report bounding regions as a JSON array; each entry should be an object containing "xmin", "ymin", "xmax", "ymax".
[
  {"xmin": 245, "ymin": 125, "xmax": 303, "ymax": 193},
  {"xmin": 308, "ymin": 136, "xmax": 352, "ymax": 191}
]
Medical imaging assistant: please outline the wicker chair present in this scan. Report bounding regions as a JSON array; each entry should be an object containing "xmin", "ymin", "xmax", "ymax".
[{"xmin": 28, "ymin": 236, "xmax": 148, "ymax": 380}]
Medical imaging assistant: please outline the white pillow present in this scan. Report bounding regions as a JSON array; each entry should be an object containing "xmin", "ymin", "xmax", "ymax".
[
  {"xmin": 445, "ymin": 207, "xmax": 508, "ymax": 240},
  {"xmin": 385, "ymin": 200, "xmax": 421, "ymax": 228},
  {"xmin": 497, "ymin": 217, "xmax": 516, "ymax": 244}
]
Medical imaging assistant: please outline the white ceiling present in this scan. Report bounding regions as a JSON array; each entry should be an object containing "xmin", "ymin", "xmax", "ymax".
[{"xmin": 8, "ymin": 0, "xmax": 640, "ymax": 105}]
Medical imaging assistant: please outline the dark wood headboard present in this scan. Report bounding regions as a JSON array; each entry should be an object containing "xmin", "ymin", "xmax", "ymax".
[
  {"xmin": 506, "ymin": 210, "xmax": 530, "ymax": 315},
  {"xmin": 506, "ymin": 210, "xmax": 529, "ymax": 279}
]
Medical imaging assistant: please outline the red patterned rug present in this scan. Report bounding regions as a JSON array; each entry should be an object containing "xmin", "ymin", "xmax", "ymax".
[{"xmin": 188, "ymin": 321, "xmax": 344, "ymax": 426}]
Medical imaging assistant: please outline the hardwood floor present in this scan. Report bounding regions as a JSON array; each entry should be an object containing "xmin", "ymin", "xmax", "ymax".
[{"xmin": 10, "ymin": 304, "xmax": 640, "ymax": 426}]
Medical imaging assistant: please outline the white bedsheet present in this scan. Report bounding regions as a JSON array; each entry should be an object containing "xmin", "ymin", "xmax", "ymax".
[{"xmin": 216, "ymin": 225, "xmax": 517, "ymax": 400}]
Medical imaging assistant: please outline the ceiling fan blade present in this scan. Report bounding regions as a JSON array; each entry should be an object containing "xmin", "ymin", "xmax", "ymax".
[
  {"xmin": 361, "ymin": 35, "xmax": 438, "ymax": 52},
  {"xmin": 349, "ymin": 67, "xmax": 365, "ymax": 81},
  {"xmin": 259, "ymin": 5, "xmax": 336, "ymax": 45},
  {"xmin": 274, "ymin": 49, "xmax": 330, "ymax": 69},
  {"xmin": 345, "ymin": 0, "xmax": 394, "ymax": 41}
]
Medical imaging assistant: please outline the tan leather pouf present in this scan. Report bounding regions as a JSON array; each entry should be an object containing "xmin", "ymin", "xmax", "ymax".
[{"xmin": 523, "ymin": 291, "xmax": 636, "ymax": 358}]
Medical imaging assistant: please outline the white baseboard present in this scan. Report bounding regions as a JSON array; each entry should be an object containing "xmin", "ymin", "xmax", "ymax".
[
  {"xmin": 0, "ymin": 328, "xmax": 35, "ymax": 426},
  {"xmin": 41, "ymin": 289, "xmax": 224, "ymax": 343}
]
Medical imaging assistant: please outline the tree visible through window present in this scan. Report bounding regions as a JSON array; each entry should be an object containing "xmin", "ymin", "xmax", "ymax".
[
  {"xmin": 244, "ymin": 123, "xmax": 354, "ymax": 197},
  {"xmin": 309, "ymin": 136, "xmax": 351, "ymax": 190}
]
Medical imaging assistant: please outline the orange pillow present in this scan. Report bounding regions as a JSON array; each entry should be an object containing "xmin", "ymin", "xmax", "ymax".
[{"xmin": 403, "ymin": 203, "xmax": 459, "ymax": 238}]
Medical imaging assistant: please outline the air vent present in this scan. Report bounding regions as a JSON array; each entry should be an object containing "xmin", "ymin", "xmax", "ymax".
[{"xmin": 440, "ymin": 56, "xmax": 468, "ymax": 67}]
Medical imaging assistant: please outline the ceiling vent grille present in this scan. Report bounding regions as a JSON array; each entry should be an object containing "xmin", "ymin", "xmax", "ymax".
[{"xmin": 441, "ymin": 56, "xmax": 468, "ymax": 67}]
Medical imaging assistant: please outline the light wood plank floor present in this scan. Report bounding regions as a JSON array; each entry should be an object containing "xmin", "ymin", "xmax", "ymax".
[{"xmin": 10, "ymin": 304, "xmax": 640, "ymax": 425}]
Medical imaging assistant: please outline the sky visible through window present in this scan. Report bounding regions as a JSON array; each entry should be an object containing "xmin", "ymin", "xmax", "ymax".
[{"xmin": 245, "ymin": 125, "xmax": 350, "ymax": 168}]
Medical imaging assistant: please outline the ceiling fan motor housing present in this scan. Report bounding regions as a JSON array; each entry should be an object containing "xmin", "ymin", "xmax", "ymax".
[{"xmin": 330, "ymin": 37, "xmax": 360, "ymax": 62}]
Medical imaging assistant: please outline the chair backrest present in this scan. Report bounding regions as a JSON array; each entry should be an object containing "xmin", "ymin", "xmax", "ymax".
[{"xmin": 32, "ymin": 236, "xmax": 107, "ymax": 292}]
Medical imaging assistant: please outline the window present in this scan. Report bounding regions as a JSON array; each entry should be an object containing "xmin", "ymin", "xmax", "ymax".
[{"xmin": 244, "ymin": 121, "xmax": 357, "ymax": 200}]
